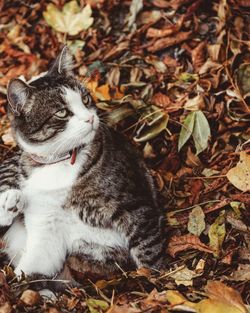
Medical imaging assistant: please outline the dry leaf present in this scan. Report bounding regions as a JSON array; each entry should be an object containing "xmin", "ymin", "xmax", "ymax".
[
  {"xmin": 188, "ymin": 206, "xmax": 206, "ymax": 236},
  {"xmin": 127, "ymin": 0, "xmax": 143, "ymax": 28},
  {"xmin": 204, "ymin": 281, "xmax": 248, "ymax": 313},
  {"xmin": 184, "ymin": 95, "xmax": 205, "ymax": 111},
  {"xmin": 152, "ymin": 92, "xmax": 171, "ymax": 108},
  {"xmin": 208, "ymin": 213, "xmax": 226, "ymax": 257},
  {"xmin": 103, "ymin": 42, "xmax": 129, "ymax": 61},
  {"xmin": 167, "ymin": 234, "xmax": 213, "ymax": 257},
  {"xmin": 146, "ymin": 15, "xmax": 185, "ymax": 38},
  {"xmin": 232, "ymin": 264, "xmax": 250, "ymax": 281},
  {"xmin": 165, "ymin": 282, "xmax": 248, "ymax": 313},
  {"xmin": 0, "ymin": 302, "xmax": 12, "ymax": 313},
  {"xmin": 43, "ymin": 1, "xmax": 93, "ymax": 35},
  {"xmin": 191, "ymin": 41, "xmax": 207, "ymax": 71},
  {"xmin": 147, "ymin": 31, "xmax": 192, "ymax": 52},
  {"xmin": 169, "ymin": 265, "xmax": 203, "ymax": 286},
  {"xmin": 226, "ymin": 151, "xmax": 250, "ymax": 192},
  {"xmin": 108, "ymin": 304, "xmax": 140, "ymax": 313},
  {"xmin": 20, "ymin": 290, "xmax": 41, "ymax": 306}
]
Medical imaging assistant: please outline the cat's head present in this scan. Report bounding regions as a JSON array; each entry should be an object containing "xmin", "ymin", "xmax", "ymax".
[{"xmin": 7, "ymin": 46, "xmax": 99, "ymax": 159}]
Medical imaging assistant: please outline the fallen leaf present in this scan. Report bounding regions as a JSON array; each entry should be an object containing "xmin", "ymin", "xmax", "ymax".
[
  {"xmin": 204, "ymin": 281, "xmax": 248, "ymax": 313},
  {"xmin": 146, "ymin": 15, "xmax": 185, "ymax": 38},
  {"xmin": 43, "ymin": 1, "xmax": 93, "ymax": 35},
  {"xmin": 134, "ymin": 113, "xmax": 169, "ymax": 142},
  {"xmin": 20, "ymin": 290, "xmax": 41, "ymax": 306},
  {"xmin": 167, "ymin": 234, "xmax": 213, "ymax": 257},
  {"xmin": 127, "ymin": 0, "xmax": 143, "ymax": 28},
  {"xmin": 191, "ymin": 41, "xmax": 207, "ymax": 71},
  {"xmin": 188, "ymin": 206, "xmax": 206, "ymax": 236},
  {"xmin": 0, "ymin": 302, "xmax": 12, "ymax": 313},
  {"xmin": 208, "ymin": 213, "xmax": 226, "ymax": 257},
  {"xmin": 178, "ymin": 111, "xmax": 195, "ymax": 152},
  {"xmin": 232, "ymin": 264, "xmax": 250, "ymax": 281},
  {"xmin": 86, "ymin": 298, "xmax": 109, "ymax": 313},
  {"xmin": 152, "ymin": 92, "xmax": 171, "ymax": 108},
  {"xmin": 1, "ymin": 128, "xmax": 16, "ymax": 147},
  {"xmin": 192, "ymin": 110, "xmax": 211, "ymax": 155},
  {"xmin": 108, "ymin": 105, "xmax": 134, "ymax": 125},
  {"xmin": 103, "ymin": 41, "xmax": 129, "ymax": 61},
  {"xmin": 165, "ymin": 282, "xmax": 248, "ymax": 313},
  {"xmin": 107, "ymin": 304, "xmax": 140, "ymax": 313},
  {"xmin": 236, "ymin": 63, "xmax": 250, "ymax": 96},
  {"xmin": 147, "ymin": 31, "xmax": 192, "ymax": 52},
  {"xmin": 226, "ymin": 151, "xmax": 250, "ymax": 192},
  {"xmin": 137, "ymin": 10, "xmax": 162, "ymax": 25},
  {"xmin": 184, "ymin": 95, "xmax": 205, "ymax": 111},
  {"xmin": 169, "ymin": 265, "xmax": 203, "ymax": 286}
]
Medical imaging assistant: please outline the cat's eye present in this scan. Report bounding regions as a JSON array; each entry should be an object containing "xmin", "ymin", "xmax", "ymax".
[
  {"xmin": 54, "ymin": 109, "xmax": 69, "ymax": 118},
  {"xmin": 82, "ymin": 94, "xmax": 91, "ymax": 105}
]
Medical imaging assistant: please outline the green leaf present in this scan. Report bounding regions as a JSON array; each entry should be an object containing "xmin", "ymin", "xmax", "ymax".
[
  {"xmin": 107, "ymin": 105, "xmax": 134, "ymax": 125},
  {"xmin": 188, "ymin": 205, "xmax": 206, "ymax": 236},
  {"xmin": 178, "ymin": 72, "xmax": 199, "ymax": 82},
  {"xmin": 67, "ymin": 40, "xmax": 85, "ymax": 54},
  {"xmin": 86, "ymin": 298, "xmax": 109, "ymax": 313},
  {"xmin": 236, "ymin": 63, "xmax": 250, "ymax": 95},
  {"xmin": 134, "ymin": 114, "xmax": 169, "ymax": 142},
  {"xmin": 178, "ymin": 111, "xmax": 195, "ymax": 151},
  {"xmin": 192, "ymin": 110, "xmax": 211, "ymax": 155}
]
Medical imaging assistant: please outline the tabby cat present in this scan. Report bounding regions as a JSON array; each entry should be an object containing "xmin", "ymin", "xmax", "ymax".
[{"xmin": 0, "ymin": 47, "xmax": 164, "ymax": 290}]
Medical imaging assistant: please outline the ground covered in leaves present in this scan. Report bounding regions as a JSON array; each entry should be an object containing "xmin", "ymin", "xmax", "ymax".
[{"xmin": 0, "ymin": 0, "xmax": 250, "ymax": 312}]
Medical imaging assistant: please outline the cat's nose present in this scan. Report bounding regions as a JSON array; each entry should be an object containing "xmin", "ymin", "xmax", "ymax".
[{"xmin": 86, "ymin": 115, "xmax": 94, "ymax": 125}]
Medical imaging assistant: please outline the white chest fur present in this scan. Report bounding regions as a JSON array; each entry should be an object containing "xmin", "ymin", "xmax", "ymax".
[
  {"xmin": 20, "ymin": 150, "xmax": 127, "ymax": 252},
  {"xmin": 23, "ymin": 154, "xmax": 85, "ymax": 192}
]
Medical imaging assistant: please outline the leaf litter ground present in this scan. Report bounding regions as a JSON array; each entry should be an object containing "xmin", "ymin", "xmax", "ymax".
[{"xmin": 0, "ymin": 0, "xmax": 250, "ymax": 312}]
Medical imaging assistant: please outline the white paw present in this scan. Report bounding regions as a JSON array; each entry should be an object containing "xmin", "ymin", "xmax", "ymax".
[{"xmin": 0, "ymin": 189, "xmax": 24, "ymax": 226}]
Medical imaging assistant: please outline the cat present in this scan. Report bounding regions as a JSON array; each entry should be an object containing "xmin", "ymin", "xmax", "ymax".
[{"xmin": 0, "ymin": 46, "xmax": 165, "ymax": 290}]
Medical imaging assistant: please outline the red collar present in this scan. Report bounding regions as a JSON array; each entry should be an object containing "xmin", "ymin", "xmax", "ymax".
[{"xmin": 29, "ymin": 148, "xmax": 78, "ymax": 165}]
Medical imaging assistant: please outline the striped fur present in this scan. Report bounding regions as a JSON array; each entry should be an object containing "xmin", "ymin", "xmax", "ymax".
[{"xmin": 0, "ymin": 47, "xmax": 165, "ymax": 290}]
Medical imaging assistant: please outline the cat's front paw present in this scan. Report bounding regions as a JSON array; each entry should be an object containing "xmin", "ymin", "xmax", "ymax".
[{"xmin": 0, "ymin": 189, "xmax": 24, "ymax": 226}]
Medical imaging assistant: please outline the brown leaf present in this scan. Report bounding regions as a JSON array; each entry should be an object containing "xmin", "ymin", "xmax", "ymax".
[
  {"xmin": 103, "ymin": 41, "xmax": 129, "ymax": 61},
  {"xmin": 232, "ymin": 264, "xmax": 250, "ymax": 281},
  {"xmin": 147, "ymin": 31, "xmax": 192, "ymax": 52},
  {"xmin": 205, "ymin": 281, "xmax": 248, "ymax": 313},
  {"xmin": 107, "ymin": 304, "xmax": 140, "ymax": 313},
  {"xmin": 20, "ymin": 290, "xmax": 41, "ymax": 306},
  {"xmin": 141, "ymin": 289, "xmax": 169, "ymax": 310},
  {"xmin": 191, "ymin": 41, "xmax": 207, "ymax": 71},
  {"xmin": 152, "ymin": 92, "xmax": 171, "ymax": 107},
  {"xmin": 146, "ymin": 15, "xmax": 185, "ymax": 38},
  {"xmin": 167, "ymin": 234, "xmax": 214, "ymax": 257},
  {"xmin": 0, "ymin": 302, "xmax": 12, "ymax": 313}
]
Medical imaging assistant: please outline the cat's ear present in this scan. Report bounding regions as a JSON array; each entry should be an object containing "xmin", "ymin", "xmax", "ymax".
[
  {"xmin": 48, "ymin": 46, "xmax": 74, "ymax": 76},
  {"xmin": 7, "ymin": 79, "xmax": 31, "ymax": 116}
]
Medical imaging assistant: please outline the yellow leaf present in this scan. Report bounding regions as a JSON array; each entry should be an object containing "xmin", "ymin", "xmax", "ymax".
[
  {"xmin": 43, "ymin": 1, "xmax": 93, "ymax": 35},
  {"xmin": 208, "ymin": 213, "xmax": 226, "ymax": 257},
  {"xmin": 197, "ymin": 299, "xmax": 245, "ymax": 313},
  {"xmin": 205, "ymin": 281, "xmax": 248, "ymax": 313},
  {"xmin": 226, "ymin": 151, "xmax": 250, "ymax": 192},
  {"xmin": 165, "ymin": 282, "xmax": 248, "ymax": 313},
  {"xmin": 165, "ymin": 290, "xmax": 196, "ymax": 308},
  {"xmin": 86, "ymin": 298, "xmax": 109, "ymax": 313},
  {"xmin": 95, "ymin": 84, "xmax": 111, "ymax": 101}
]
